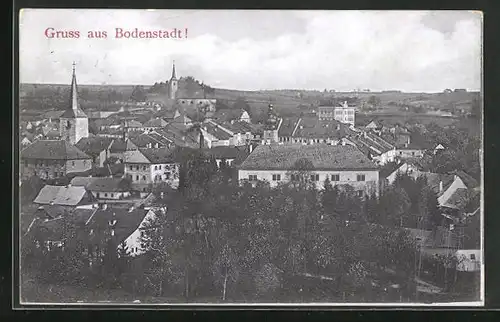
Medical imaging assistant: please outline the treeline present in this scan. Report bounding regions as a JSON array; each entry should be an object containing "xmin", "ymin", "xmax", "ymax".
[
  {"xmin": 23, "ymin": 152, "xmax": 454, "ymax": 302},
  {"xmin": 417, "ymin": 123, "xmax": 481, "ymax": 180}
]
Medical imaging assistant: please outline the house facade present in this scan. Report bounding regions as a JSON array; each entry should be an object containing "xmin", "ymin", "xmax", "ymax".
[
  {"xmin": 21, "ymin": 140, "xmax": 92, "ymax": 180},
  {"xmin": 123, "ymin": 148, "xmax": 180, "ymax": 192},
  {"xmin": 238, "ymin": 144, "xmax": 380, "ymax": 197}
]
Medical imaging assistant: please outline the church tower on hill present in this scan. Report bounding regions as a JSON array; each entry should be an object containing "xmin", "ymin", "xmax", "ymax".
[
  {"xmin": 168, "ymin": 61, "xmax": 178, "ymax": 100},
  {"xmin": 59, "ymin": 62, "xmax": 89, "ymax": 145}
]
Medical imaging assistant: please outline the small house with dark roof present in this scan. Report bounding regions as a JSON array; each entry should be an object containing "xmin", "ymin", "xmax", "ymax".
[
  {"xmin": 238, "ymin": 144, "xmax": 379, "ymax": 196},
  {"xmin": 86, "ymin": 177, "xmax": 131, "ymax": 200},
  {"xmin": 123, "ymin": 147, "xmax": 183, "ymax": 192},
  {"xmin": 21, "ymin": 140, "xmax": 92, "ymax": 180}
]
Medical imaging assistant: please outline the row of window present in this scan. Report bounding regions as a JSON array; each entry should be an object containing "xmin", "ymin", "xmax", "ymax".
[
  {"xmin": 129, "ymin": 165, "xmax": 148, "ymax": 171},
  {"xmin": 257, "ymin": 173, "xmax": 366, "ymax": 182},
  {"xmin": 97, "ymin": 192, "xmax": 120, "ymax": 198}
]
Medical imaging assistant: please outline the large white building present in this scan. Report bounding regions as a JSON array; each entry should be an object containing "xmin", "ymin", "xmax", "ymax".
[
  {"xmin": 238, "ymin": 144, "xmax": 380, "ymax": 197},
  {"xmin": 317, "ymin": 101, "xmax": 356, "ymax": 126}
]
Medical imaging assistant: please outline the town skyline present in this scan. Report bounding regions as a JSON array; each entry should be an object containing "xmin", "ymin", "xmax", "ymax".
[{"xmin": 20, "ymin": 10, "xmax": 481, "ymax": 93}]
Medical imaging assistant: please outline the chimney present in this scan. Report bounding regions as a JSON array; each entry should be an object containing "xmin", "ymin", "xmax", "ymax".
[
  {"xmin": 439, "ymin": 181, "xmax": 443, "ymax": 193},
  {"xmin": 111, "ymin": 229, "xmax": 115, "ymax": 236},
  {"xmin": 160, "ymin": 191, "xmax": 164, "ymax": 198}
]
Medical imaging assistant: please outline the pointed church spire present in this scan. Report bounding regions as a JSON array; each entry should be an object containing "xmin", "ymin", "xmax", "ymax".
[
  {"xmin": 171, "ymin": 60, "xmax": 177, "ymax": 80},
  {"xmin": 70, "ymin": 61, "xmax": 79, "ymax": 111}
]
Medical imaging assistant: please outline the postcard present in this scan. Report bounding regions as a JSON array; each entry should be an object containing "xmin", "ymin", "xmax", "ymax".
[{"xmin": 17, "ymin": 9, "xmax": 483, "ymax": 307}]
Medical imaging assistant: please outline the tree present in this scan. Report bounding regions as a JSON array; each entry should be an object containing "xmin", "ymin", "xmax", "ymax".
[
  {"xmin": 378, "ymin": 186, "xmax": 411, "ymax": 227},
  {"xmin": 254, "ymin": 263, "xmax": 283, "ymax": 299},
  {"xmin": 130, "ymin": 85, "xmax": 147, "ymax": 102},
  {"xmin": 212, "ymin": 242, "xmax": 239, "ymax": 301},
  {"xmin": 368, "ymin": 95, "xmax": 381, "ymax": 107},
  {"xmin": 233, "ymin": 97, "xmax": 252, "ymax": 115}
]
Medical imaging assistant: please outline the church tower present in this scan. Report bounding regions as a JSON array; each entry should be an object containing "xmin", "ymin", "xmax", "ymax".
[
  {"xmin": 168, "ymin": 61, "xmax": 178, "ymax": 100},
  {"xmin": 59, "ymin": 62, "xmax": 89, "ymax": 145},
  {"xmin": 263, "ymin": 104, "xmax": 281, "ymax": 144}
]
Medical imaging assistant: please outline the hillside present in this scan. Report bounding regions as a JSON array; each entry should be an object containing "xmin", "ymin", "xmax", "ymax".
[{"xmin": 19, "ymin": 81, "xmax": 480, "ymax": 125}]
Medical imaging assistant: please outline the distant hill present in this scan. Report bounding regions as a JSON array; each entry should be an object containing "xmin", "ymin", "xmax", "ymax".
[{"xmin": 19, "ymin": 82, "xmax": 480, "ymax": 124}]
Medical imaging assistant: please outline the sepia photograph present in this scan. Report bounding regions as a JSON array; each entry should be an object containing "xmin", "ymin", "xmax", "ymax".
[{"xmin": 18, "ymin": 9, "xmax": 483, "ymax": 306}]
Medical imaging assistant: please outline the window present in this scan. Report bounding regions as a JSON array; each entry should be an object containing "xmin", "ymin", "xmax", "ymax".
[
  {"xmin": 248, "ymin": 174, "xmax": 258, "ymax": 181},
  {"xmin": 143, "ymin": 166, "xmax": 147, "ymax": 171},
  {"xmin": 104, "ymin": 193, "xmax": 108, "ymax": 197},
  {"xmin": 129, "ymin": 166, "xmax": 133, "ymax": 171},
  {"xmin": 470, "ymin": 254, "xmax": 476, "ymax": 260},
  {"xmin": 72, "ymin": 161, "xmax": 75, "ymax": 166},
  {"xmin": 97, "ymin": 192, "xmax": 100, "ymax": 198},
  {"xmin": 310, "ymin": 174, "xmax": 319, "ymax": 181},
  {"xmin": 111, "ymin": 193, "xmax": 114, "ymax": 198},
  {"xmin": 290, "ymin": 174, "xmax": 298, "ymax": 181},
  {"xmin": 356, "ymin": 174, "xmax": 366, "ymax": 181},
  {"xmin": 136, "ymin": 166, "xmax": 139, "ymax": 170},
  {"xmin": 412, "ymin": 152, "xmax": 415, "ymax": 156},
  {"xmin": 158, "ymin": 165, "xmax": 161, "ymax": 170},
  {"xmin": 142, "ymin": 175, "xmax": 146, "ymax": 181},
  {"xmin": 331, "ymin": 174, "xmax": 340, "ymax": 181},
  {"xmin": 136, "ymin": 175, "xmax": 139, "ymax": 181},
  {"xmin": 272, "ymin": 174, "xmax": 281, "ymax": 181},
  {"xmin": 166, "ymin": 172, "xmax": 171, "ymax": 180},
  {"xmin": 154, "ymin": 166, "xmax": 157, "ymax": 170},
  {"xmin": 357, "ymin": 190, "xmax": 364, "ymax": 197}
]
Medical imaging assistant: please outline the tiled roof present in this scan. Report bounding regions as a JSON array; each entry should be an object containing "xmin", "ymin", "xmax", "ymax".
[
  {"xmin": 109, "ymin": 139, "xmax": 127, "ymax": 153},
  {"xmin": 144, "ymin": 118, "xmax": 168, "ymax": 128},
  {"xmin": 86, "ymin": 208, "xmax": 150, "ymax": 243},
  {"xmin": 221, "ymin": 121, "xmax": 263, "ymax": 135},
  {"xmin": 442, "ymin": 188, "xmax": 478, "ymax": 210},
  {"xmin": 21, "ymin": 140, "xmax": 91, "ymax": 160},
  {"xmin": 33, "ymin": 185, "xmax": 88, "ymax": 206},
  {"xmin": 139, "ymin": 148, "xmax": 179, "ymax": 164},
  {"xmin": 239, "ymin": 144, "xmax": 379, "ymax": 171},
  {"xmin": 203, "ymin": 146, "xmax": 248, "ymax": 160},
  {"xmin": 70, "ymin": 176, "xmax": 98, "ymax": 188},
  {"xmin": 60, "ymin": 107, "xmax": 88, "ymax": 118},
  {"xmin": 75, "ymin": 137, "xmax": 113, "ymax": 156},
  {"xmin": 278, "ymin": 117, "xmax": 300, "ymax": 137},
  {"xmin": 125, "ymin": 120, "xmax": 143, "ymax": 128},
  {"xmin": 418, "ymin": 172, "xmax": 455, "ymax": 196},
  {"xmin": 43, "ymin": 110, "xmax": 65, "ymax": 119},
  {"xmin": 202, "ymin": 123, "xmax": 232, "ymax": 140},
  {"xmin": 129, "ymin": 134, "xmax": 160, "ymax": 148},
  {"xmin": 212, "ymin": 109, "xmax": 243, "ymax": 122},
  {"xmin": 452, "ymin": 170, "xmax": 479, "ymax": 189},
  {"xmin": 293, "ymin": 118, "xmax": 348, "ymax": 139},
  {"xmin": 87, "ymin": 177, "xmax": 130, "ymax": 192}
]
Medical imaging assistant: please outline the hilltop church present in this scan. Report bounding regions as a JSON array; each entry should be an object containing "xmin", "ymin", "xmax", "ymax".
[{"xmin": 59, "ymin": 63, "xmax": 89, "ymax": 145}]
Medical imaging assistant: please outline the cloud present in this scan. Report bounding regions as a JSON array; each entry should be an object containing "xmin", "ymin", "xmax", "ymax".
[{"xmin": 19, "ymin": 9, "xmax": 481, "ymax": 92}]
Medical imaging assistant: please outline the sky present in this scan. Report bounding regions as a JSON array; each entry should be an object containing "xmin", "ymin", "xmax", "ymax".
[{"xmin": 19, "ymin": 10, "xmax": 482, "ymax": 92}]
